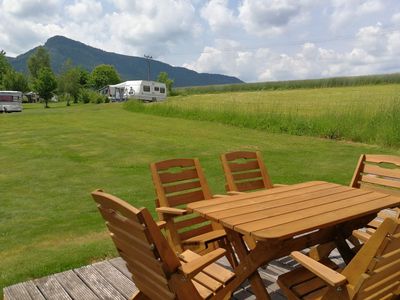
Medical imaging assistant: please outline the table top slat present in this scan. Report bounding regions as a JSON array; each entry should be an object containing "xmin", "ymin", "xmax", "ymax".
[
  {"xmin": 188, "ymin": 181, "xmax": 329, "ymax": 210},
  {"xmin": 253, "ymin": 195, "xmax": 400, "ymax": 240},
  {"xmin": 235, "ymin": 192, "xmax": 391, "ymax": 235},
  {"xmin": 187, "ymin": 181, "xmax": 400, "ymax": 242},
  {"xmin": 219, "ymin": 188, "xmax": 373, "ymax": 228},
  {"xmin": 209, "ymin": 185, "xmax": 351, "ymax": 220}
]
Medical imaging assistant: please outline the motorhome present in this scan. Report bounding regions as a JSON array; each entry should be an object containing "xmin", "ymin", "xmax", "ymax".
[
  {"xmin": 107, "ymin": 81, "xmax": 167, "ymax": 102},
  {"xmin": 0, "ymin": 91, "xmax": 23, "ymax": 113}
]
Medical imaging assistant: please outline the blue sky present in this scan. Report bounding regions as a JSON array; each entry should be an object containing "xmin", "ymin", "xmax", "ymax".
[{"xmin": 1, "ymin": 0, "xmax": 400, "ymax": 82}]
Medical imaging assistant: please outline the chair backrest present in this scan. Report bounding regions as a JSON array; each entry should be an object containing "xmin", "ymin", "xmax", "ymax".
[
  {"xmin": 150, "ymin": 158, "xmax": 214, "ymax": 246},
  {"xmin": 221, "ymin": 151, "xmax": 273, "ymax": 192},
  {"xmin": 350, "ymin": 154, "xmax": 400, "ymax": 196},
  {"xmin": 341, "ymin": 217, "xmax": 400, "ymax": 300},
  {"xmin": 92, "ymin": 190, "xmax": 181, "ymax": 300}
]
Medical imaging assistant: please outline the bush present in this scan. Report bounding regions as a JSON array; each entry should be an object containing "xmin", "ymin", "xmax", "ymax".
[
  {"xmin": 78, "ymin": 89, "xmax": 91, "ymax": 104},
  {"xmin": 90, "ymin": 93, "xmax": 107, "ymax": 104},
  {"xmin": 58, "ymin": 93, "xmax": 74, "ymax": 106},
  {"xmin": 77, "ymin": 89, "xmax": 107, "ymax": 104}
]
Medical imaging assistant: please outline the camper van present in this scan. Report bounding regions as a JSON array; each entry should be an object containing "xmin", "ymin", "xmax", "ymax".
[
  {"xmin": 108, "ymin": 81, "xmax": 167, "ymax": 102},
  {"xmin": 0, "ymin": 91, "xmax": 23, "ymax": 113}
]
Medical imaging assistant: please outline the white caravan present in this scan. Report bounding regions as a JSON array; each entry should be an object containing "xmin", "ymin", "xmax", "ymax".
[
  {"xmin": 0, "ymin": 91, "xmax": 23, "ymax": 113},
  {"xmin": 109, "ymin": 81, "xmax": 167, "ymax": 102}
]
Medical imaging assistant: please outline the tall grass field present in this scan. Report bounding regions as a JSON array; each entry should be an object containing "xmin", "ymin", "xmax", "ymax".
[
  {"xmin": 1, "ymin": 84, "xmax": 400, "ymax": 297},
  {"xmin": 125, "ymin": 84, "xmax": 400, "ymax": 148}
]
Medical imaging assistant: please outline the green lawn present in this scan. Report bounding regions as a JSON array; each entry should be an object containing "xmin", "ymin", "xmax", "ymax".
[{"xmin": 1, "ymin": 101, "xmax": 399, "ymax": 295}]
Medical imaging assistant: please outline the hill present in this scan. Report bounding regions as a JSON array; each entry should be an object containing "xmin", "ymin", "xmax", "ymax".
[{"xmin": 7, "ymin": 36, "xmax": 243, "ymax": 87}]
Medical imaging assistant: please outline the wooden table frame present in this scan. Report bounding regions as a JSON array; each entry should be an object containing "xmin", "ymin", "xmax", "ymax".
[{"xmin": 187, "ymin": 181, "xmax": 400, "ymax": 299}]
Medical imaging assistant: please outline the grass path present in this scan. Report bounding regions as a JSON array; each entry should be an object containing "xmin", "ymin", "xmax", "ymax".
[{"xmin": 1, "ymin": 103, "xmax": 399, "ymax": 294}]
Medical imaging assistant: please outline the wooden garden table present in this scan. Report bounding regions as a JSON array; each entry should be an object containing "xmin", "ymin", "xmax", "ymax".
[{"xmin": 187, "ymin": 181, "xmax": 400, "ymax": 299}]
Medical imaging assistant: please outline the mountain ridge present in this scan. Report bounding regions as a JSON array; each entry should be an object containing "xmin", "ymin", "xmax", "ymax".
[{"xmin": 7, "ymin": 36, "xmax": 243, "ymax": 87}]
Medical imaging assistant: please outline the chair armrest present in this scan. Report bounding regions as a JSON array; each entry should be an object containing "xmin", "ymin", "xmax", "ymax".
[
  {"xmin": 227, "ymin": 191, "xmax": 246, "ymax": 195},
  {"xmin": 156, "ymin": 220, "xmax": 166, "ymax": 229},
  {"xmin": 179, "ymin": 248, "xmax": 226, "ymax": 279},
  {"xmin": 291, "ymin": 251, "xmax": 347, "ymax": 287},
  {"xmin": 156, "ymin": 207, "xmax": 187, "ymax": 216},
  {"xmin": 212, "ymin": 194, "xmax": 229, "ymax": 198},
  {"xmin": 273, "ymin": 184, "xmax": 287, "ymax": 187}
]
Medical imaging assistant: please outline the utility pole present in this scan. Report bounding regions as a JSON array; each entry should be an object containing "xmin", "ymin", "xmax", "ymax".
[{"xmin": 144, "ymin": 55, "xmax": 152, "ymax": 81}]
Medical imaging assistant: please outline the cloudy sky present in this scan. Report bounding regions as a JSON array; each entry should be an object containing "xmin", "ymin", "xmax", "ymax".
[{"xmin": 1, "ymin": 0, "xmax": 400, "ymax": 82}]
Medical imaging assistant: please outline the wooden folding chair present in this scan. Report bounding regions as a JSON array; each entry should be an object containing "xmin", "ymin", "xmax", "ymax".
[
  {"xmin": 150, "ymin": 158, "xmax": 237, "ymax": 266},
  {"xmin": 278, "ymin": 217, "xmax": 400, "ymax": 300},
  {"xmin": 310, "ymin": 154, "xmax": 400, "ymax": 260},
  {"xmin": 351, "ymin": 154, "xmax": 400, "ymax": 242},
  {"xmin": 92, "ymin": 190, "xmax": 246, "ymax": 300},
  {"xmin": 220, "ymin": 150, "xmax": 283, "ymax": 193}
]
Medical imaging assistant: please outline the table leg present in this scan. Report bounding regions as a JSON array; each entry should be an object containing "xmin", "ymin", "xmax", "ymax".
[
  {"xmin": 225, "ymin": 229, "xmax": 270, "ymax": 300},
  {"xmin": 334, "ymin": 225, "xmax": 355, "ymax": 264}
]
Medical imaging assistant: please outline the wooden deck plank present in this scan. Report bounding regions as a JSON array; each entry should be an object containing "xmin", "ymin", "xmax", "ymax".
[
  {"xmin": 23, "ymin": 281, "xmax": 46, "ymax": 300},
  {"xmin": 92, "ymin": 260, "xmax": 137, "ymax": 299},
  {"xmin": 74, "ymin": 265, "xmax": 127, "ymax": 300},
  {"xmin": 4, "ymin": 282, "xmax": 34, "ymax": 300},
  {"xmin": 3, "ymin": 254, "xmax": 342, "ymax": 300},
  {"xmin": 54, "ymin": 270, "xmax": 99, "ymax": 300},
  {"xmin": 108, "ymin": 257, "xmax": 132, "ymax": 279},
  {"xmin": 34, "ymin": 276, "xmax": 72, "ymax": 300}
]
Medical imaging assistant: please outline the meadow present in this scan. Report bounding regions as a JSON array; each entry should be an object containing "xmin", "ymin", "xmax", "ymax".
[
  {"xmin": 1, "ymin": 86, "xmax": 400, "ymax": 296},
  {"xmin": 125, "ymin": 84, "xmax": 400, "ymax": 147}
]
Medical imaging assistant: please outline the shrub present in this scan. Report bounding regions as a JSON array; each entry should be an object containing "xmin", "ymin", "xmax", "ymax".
[
  {"xmin": 78, "ymin": 89, "xmax": 91, "ymax": 104},
  {"xmin": 58, "ymin": 93, "xmax": 74, "ymax": 106}
]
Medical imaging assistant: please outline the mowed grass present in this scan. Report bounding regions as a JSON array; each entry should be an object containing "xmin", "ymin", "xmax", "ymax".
[
  {"xmin": 125, "ymin": 84, "xmax": 400, "ymax": 147},
  {"xmin": 1, "ymin": 101, "xmax": 399, "ymax": 295}
]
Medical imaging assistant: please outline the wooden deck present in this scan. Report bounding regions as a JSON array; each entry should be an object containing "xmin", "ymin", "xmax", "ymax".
[{"xmin": 3, "ymin": 251, "xmax": 344, "ymax": 300}]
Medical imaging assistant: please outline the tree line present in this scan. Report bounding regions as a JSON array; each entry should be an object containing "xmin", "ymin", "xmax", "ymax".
[{"xmin": 0, "ymin": 47, "xmax": 174, "ymax": 108}]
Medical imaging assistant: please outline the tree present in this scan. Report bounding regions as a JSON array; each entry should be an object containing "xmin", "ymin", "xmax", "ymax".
[
  {"xmin": 89, "ymin": 64, "xmax": 121, "ymax": 90},
  {"xmin": 0, "ymin": 50, "xmax": 12, "ymax": 87},
  {"xmin": 58, "ymin": 60, "xmax": 82, "ymax": 105},
  {"xmin": 77, "ymin": 67, "xmax": 90, "ymax": 88},
  {"xmin": 27, "ymin": 46, "xmax": 51, "ymax": 79},
  {"xmin": 157, "ymin": 72, "xmax": 174, "ymax": 94},
  {"xmin": 3, "ymin": 70, "xmax": 29, "ymax": 92},
  {"xmin": 35, "ymin": 68, "xmax": 57, "ymax": 108}
]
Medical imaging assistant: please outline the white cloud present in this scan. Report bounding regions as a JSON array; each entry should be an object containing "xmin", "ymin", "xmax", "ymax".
[
  {"xmin": 0, "ymin": 0, "xmax": 399, "ymax": 83},
  {"xmin": 330, "ymin": 0, "xmax": 384, "ymax": 31},
  {"xmin": 238, "ymin": 0, "xmax": 313, "ymax": 36},
  {"xmin": 200, "ymin": 0, "xmax": 239, "ymax": 34},
  {"xmin": 186, "ymin": 21, "xmax": 400, "ymax": 82},
  {"xmin": 355, "ymin": 24, "xmax": 387, "ymax": 55},
  {"xmin": 392, "ymin": 12, "xmax": 400, "ymax": 24},
  {"xmin": 105, "ymin": 1, "xmax": 198, "ymax": 56},
  {"xmin": 66, "ymin": 0, "xmax": 103, "ymax": 21},
  {"xmin": 2, "ymin": 0, "xmax": 61, "ymax": 20}
]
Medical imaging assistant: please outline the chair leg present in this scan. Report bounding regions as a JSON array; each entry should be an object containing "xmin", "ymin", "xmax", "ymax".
[
  {"xmin": 131, "ymin": 291, "xmax": 150, "ymax": 300},
  {"xmin": 218, "ymin": 238, "xmax": 239, "ymax": 267}
]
